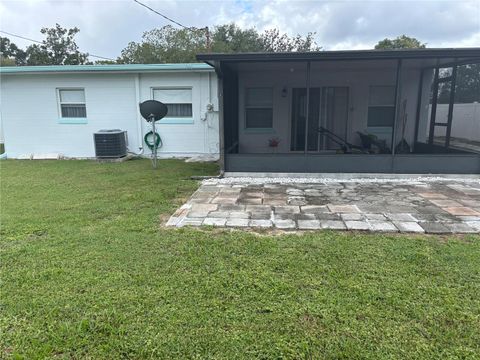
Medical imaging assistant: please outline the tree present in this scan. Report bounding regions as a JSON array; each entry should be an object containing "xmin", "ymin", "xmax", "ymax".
[
  {"xmin": 261, "ymin": 29, "xmax": 320, "ymax": 52},
  {"xmin": 119, "ymin": 25, "xmax": 207, "ymax": 64},
  {"xmin": 374, "ymin": 35, "xmax": 426, "ymax": 50},
  {"xmin": 0, "ymin": 37, "xmax": 27, "ymax": 65},
  {"xmin": 25, "ymin": 24, "xmax": 90, "ymax": 65},
  {"xmin": 119, "ymin": 24, "xmax": 321, "ymax": 64},
  {"xmin": 210, "ymin": 24, "xmax": 263, "ymax": 53},
  {"xmin": 437, "ymin": 63, "xmax": 480, "ymax": 104}
]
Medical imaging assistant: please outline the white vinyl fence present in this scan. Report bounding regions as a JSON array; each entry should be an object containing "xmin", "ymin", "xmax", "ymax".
[{"xmin": 429, "ymin": 103, "xmax": 480, "ymax": 141}]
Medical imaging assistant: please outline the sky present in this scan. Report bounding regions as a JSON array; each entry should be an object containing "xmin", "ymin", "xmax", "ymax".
[{"xmin": 1, "ymin": 0, "xmax": 479, "ymax": 61}]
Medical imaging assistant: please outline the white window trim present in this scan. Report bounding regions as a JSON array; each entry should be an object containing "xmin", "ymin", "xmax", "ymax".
[
  {"xmin": 367, "ymin": 85, "xmax": 396, "ymax": 128},
  {"xmin": 151, "ymin": 87, "xmax": 194, "ymax": 124},
  {"xmin": 56, "ymin": 88, "xmax": 87, "ymax": 121},
  {"xmin": 244, "ymin": 87, "xmax": 274, "ymax": 130}
]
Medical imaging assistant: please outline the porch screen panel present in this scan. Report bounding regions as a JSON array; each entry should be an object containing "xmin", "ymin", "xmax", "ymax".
[
  {"xmin": 290, "ymin": 88, "xmax": 307, "ymax": 151},
  {"xmin": 291, "ymin": 87, "xmax": 349, "ymax": 152}
]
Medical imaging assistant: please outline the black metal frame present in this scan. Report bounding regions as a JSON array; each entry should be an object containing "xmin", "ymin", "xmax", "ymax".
[
  {"xmin": 419, "ymin": 59, "xmax": 478, "ymax": 153},
  {"xmin": 201, "ymin": 49, "xmax": 480, "ymax": 174}
]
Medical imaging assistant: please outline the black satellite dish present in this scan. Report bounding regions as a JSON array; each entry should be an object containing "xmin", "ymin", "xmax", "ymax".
[{"xmin": 139, "ymin": 100, "xmax": 168, "ymax": 122}]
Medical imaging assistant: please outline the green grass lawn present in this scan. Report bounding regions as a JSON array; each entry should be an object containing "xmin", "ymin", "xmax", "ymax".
[{"xmin": 1, "ymin": 159, "xmax": 479, "ymax": 359}]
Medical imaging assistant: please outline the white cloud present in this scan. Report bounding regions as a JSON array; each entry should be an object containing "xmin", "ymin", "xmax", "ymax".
[{"xmin": 0, "ymin": 0, "xmax": 478, "ymax": 59}]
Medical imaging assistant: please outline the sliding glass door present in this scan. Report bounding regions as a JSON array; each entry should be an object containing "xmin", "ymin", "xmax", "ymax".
[{"xmin": 290, "ymin": 87, "xmax": 349, "ymax": 152}]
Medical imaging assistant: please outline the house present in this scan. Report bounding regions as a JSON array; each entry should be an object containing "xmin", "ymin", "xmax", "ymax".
[
  {"xmin": 197, "ymin": 48, "xmax": 480, "ymax": 174},
  {"xmin": 0, "ymin": 64, "xmax": 219, "ymax": 159}
]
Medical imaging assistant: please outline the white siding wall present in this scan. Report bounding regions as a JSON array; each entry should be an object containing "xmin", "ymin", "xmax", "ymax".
[
  {"xmin": 237, "ymin": 65, "xmax": 422, "ymax": 153},
  {"xmin": 0, "ymin": 71, "xmax": 218, "ymax": 159}
]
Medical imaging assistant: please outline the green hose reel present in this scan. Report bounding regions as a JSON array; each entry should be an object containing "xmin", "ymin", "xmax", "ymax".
[{"xmin": 144, "ymin": 131, "xmax": 162, "ymax": 150}]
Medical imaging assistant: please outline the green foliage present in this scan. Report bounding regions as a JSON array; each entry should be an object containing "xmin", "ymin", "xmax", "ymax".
[
  {"xmin": 24, "ymin": 24, "xmax": 90, "ymax": 65},
  {"xmin": 455, "ymin": 63, "xmax": 480, "ymax": 103},
  {"xmin": 261, "ymin": 28, "xmax": 320, "ymax": 52},
  {"xmin": 119, "ymin": 25, "xmax": 207, "ymax": 64},
  {"xmin": 119, "ymin": 23, "xmax": 321, "ymax": 64},
  {"xmin": 375, "ymin": 35, "xmax": 426, "ymax": 50},
  {"xmin": 436, "ymin": 63, "xmax": 480, "ymax": 104},
  {"xmin": 211, "ymin": 24, "xmax": 264, "ymax": 53},
  {"xmin": 0, "ymin": 36, "xmax": 27, "ymax": 65},
  {"xmin": 1, "ymin": 159, "xmax": 480, "ymax": 359}
]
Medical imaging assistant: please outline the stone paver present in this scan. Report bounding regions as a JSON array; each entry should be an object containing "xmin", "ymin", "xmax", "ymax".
[
  {"xmin": 203, "ymin": 218, "xmax": 227, "ymax": 226},
  {"xmin": 166, "ymin": 179, "xmax": 480, "ymax": 234},
  {"xmin": 394, "ymin": 221, "xmax": 425, "ymax": 233},
  {"xmin": 369, "ymin": 221, "xmax": 398, "ymax": 232},
  {"xmin": 298, "ymin": 220, "xmax": 321, "ymax": 229},
  {"xmin": 274, "ymin": 219, "xmax": 296, "ymax": 229},
  {"xmin": 226, "ymin": 218, "xmax": 249, "ymax": 227},
  {"xmin": 444, "ymin": 207, "xmax": 480, "ymax": 216},
  {"xmin": 419, "ymin": 222, "xmax": 450, "ymax": 234},
  {"xmin": 249, "ymin": 219, "xmax": 272, "ymax": 228},
  {"xmin": 446, "ymin": 222, "xmax": 477, "ymax": 233},
  {"xmin": 344, "ymin": 220, "xmax": 370, "ymax": 231},
  {"xmin": 321, "ymin": 220, "xmax": 347, "ymax": 230},
  {"xmin": 386, "ymin": 213, "xmax": 418, "ymax": 222},
  {"xmin": 327, "ymin": 204, "xmax": 360, "ymax": 213}
]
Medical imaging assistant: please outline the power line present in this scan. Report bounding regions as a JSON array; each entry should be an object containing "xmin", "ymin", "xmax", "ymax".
[
  {"xmin": 132, "ymin": 0, "xmax": 211, "ymax": 51},
  {"xmin": 0, "ymin": 30, "xmax": 42, "ymax": 44},
  {"xmin": 0, "ymin": 30, "xmax": 115, "ymax": 61},
  {"xmin": 133, "ymin": 0, "xmax": 188, "ymax": 29}
]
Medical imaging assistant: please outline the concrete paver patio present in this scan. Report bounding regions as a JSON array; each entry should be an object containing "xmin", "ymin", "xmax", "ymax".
[{"xmin": 166, "ymin": 179, "xmax": 480, "ymax": 234}]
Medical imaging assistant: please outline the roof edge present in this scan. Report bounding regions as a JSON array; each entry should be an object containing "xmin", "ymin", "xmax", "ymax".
[
  {"xmin": 0, "ymin": 63, "xmax": 214, "ymax": 74},
  {"xmin": 196, "ymin": 48, "xmax": 480, "ymax": 62}
]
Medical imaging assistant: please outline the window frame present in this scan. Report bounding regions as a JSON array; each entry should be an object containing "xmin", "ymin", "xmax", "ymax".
[
  {"xmin": 56, "ymin": 88, "xmax": 87, "ymax": 120},
  {"xmin": 151, "ymin": 87, "xmax": 194, "ymax": 124},
  {"xmin": 367, "ymin": 85, "xmax": 396, "ymax": 128},
  {"xmin": 244, "ymin": 87, "xmax": 274, "ymax": 130}
]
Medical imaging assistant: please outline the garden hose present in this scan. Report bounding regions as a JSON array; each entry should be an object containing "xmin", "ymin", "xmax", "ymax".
[{"xmin": 144, "ymin": 131, "xmax": 162, "ymax": 150}]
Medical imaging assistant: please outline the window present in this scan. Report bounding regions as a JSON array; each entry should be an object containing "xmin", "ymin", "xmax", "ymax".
[
  {"xmin": 245, "ymin": 87, "xmax": 273, "ymax": 129},
  {"xmin": 58, "ymin": 89, "xmax": 86, "ymax": 118},
  {"xmin": 367, "ymin": 86, "xmax": 395, "ymax": 127},
  {"xmin": 152, "ymin": 88, "xmax": 193, "ymax": 118}
]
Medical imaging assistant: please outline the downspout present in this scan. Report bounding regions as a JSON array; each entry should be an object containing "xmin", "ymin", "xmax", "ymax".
[
  {"xmin": 131, "ymin": 73, "xmax": 144, "ymax": 155},
  {"xmin": 214, "ymin": 62, "xmax": 225, "ymax": 175},
  {"xmin": 202, "ymin": 72, "xmax": 212, "ymax": 154}
]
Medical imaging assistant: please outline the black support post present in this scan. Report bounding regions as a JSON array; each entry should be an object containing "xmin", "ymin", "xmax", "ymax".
[
  {"xmin": 304, "ymin": 61, "xmax": 311, "ymax": 154},
  {"xmin": 428, "ymin": 67, "xmax": 440, "ymax": 145},
  {"xmin": 413, "ymin": 69, "xmax": 425, "ymax": 150},
  {"xmin": 391, "ymin": 59, "xmax": 403, "ymax": 157},
  {"xmin": 445, "ymin": 65, "xmax": 458, "ymax": 148}
]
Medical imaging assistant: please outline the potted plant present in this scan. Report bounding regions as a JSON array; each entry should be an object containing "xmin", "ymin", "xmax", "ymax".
[{"xmin": 268, "ymin": 137, "xmax": 280, "ymax": 153}]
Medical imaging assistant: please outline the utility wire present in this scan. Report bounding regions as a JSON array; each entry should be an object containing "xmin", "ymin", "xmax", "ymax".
[
  {"xmin": 133, "ymin": 0, "xmax": 188, "ymax": 29},
  {"xmin": 132, "ymin": 0, "xmax": 211, "ymax": 51},
  {"xmin": 0, "ymin": 30, "xmax": 115, "ymax": 61}
]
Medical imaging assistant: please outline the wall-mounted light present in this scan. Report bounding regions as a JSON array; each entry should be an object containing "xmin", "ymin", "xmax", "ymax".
[{"xmin": 281, "ymin": 87, "xmax": 287, "ymax": 98}]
